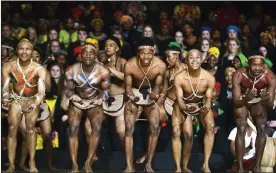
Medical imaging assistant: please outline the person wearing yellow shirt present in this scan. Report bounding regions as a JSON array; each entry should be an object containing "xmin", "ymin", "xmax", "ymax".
[
  {"xmin": 59, "ymin": 17, "xmax": 78, "ymax": 49},
  {"xmin": 11, "ymin": 13, "xmax": 27, "ymax": 40}
]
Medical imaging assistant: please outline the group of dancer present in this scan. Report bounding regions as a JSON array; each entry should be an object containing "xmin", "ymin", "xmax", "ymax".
[{"xmin": 2, "ymin": 36, "xmax": 275, "ymax": 173}]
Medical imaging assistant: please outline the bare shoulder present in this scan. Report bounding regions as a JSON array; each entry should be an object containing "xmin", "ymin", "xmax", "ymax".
[
  {"xmin": 124, "ymin": 57, "xmax": 137, "ymax": 70},
  {"xmin": 153, "ymin": 57, "xmax": 166, "ymax": 71},
  {"xmin": 182, "ymin": 63, "xmax": 188, "ymax": 69},
  {"xmin": 2, "ymin": 61, "xmax": 14, "ymax": 72},
  {"xmin": 175, "ymin": 70, "xmax": 186, "ymax": 82},
  {"xmin": 233, "ymin": 67, "xmax": 246, "ymax": 79},
  {"xmin": 66, "ymin": 63, "xmax": 79, "ymax": 72},
  {"xmin": 266, "ymin": 69, "xmax": 276, "ymax": 81},
  {"xmin": 98, "ymin": 62, "xmax": 111, "ymax": 75},
  {"xmin": 119, "ymin": 57, "xmax": 127, "ymax": 65}
]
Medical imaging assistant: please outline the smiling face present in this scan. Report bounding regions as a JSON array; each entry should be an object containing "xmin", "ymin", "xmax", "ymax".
[
  {"xmin": 138, "ymin": 48, "xmax": 154, "ymax": 66},
  {"xmin": 248, "ymin": 58, "xmax": 265, "ymax": 77},
  {"xmin": 17, "ymin": 42, "xmax": 33, "ymax": 62},
  {"xmin": 228, "ymin": 40, "xmax": 239, "ymax": 53},
  {"xmin": 201, "ymin": 39, "xmax": 210, "ymax": 52},
  {"xmin": 187, "ymin": 50, "xmax": 201, "ymax": 70},
  {"xmin": 143, "ymin": 26, "xmax": 153, "ymax": 38},
  {"xmin": 225, "ymin": 70, "xmax": 234, "ymax": 85}
]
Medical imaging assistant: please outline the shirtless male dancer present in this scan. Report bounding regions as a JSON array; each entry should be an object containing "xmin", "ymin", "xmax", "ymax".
[
  {"xmin": 174, "ymin": 49, "xmax": 216, "ymax": 172},
  {"xmin": 63, "ymin": 44, "xmax": 110, "ymax": 172},
  {"xmin": 123, "ymin": 37, "xmax": 167, "ymax": 172},
  {"xmin": 2, "ymin": 39, "xmax": 47, "ymax": 173},
  {"xmin": 136, "ymin": 42, "xmax": 187, "ymax": 165},
  {"xmin": 84, "ymin": 36, "xmax": 126, "ymax": 147},
  {"xmin": 232, "ymin": 55, "xmax": 276, "ymax": 172},
  {"xmin": 19, "ymin": 51, "xmax": 56, "ymax": 171}
]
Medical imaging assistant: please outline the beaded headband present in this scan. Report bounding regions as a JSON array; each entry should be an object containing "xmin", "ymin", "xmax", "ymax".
[
  {"xmin": 138, "ymin": 46, "xmax": 155, "ymax": 51},
  {"xmin": 82, "ymin": 44, "xmax": 96, "ymax": 51},
  {"xmin": 248, "ymin": 55, "xmax": 264, "ymax": 60},
  {"xmin": 17, "ymin": 39, "xmax": 33, "ymax": 49}
]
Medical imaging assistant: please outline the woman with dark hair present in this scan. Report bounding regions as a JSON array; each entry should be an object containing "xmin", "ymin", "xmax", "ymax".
[
  {"xmin": 218, "ymin": 67, "xmax": 237, "ymax": 133},
  {"xmin": 182, "ymin": 22, "xmax": 197, "ymax": 50},
  {"xmin": 174, "ymin": 30, "xmax": 187, "ymax": 62},
  {"xmin": 110, "ymin": 25, "xmax": 133, "ymax": 59},
  {"xmin": 199, "ymin": 38, "xmax": 211, "ymax": 63},
  {"xmin": 48, "ymin": 63, "xmax": 67, "ymax": 149},
  {"xmin": 239, "ymin": 23, "xmax": 258, "ymax": 57},
  {"xmin": 259, "ymin": 45, "xmax": 274, "ymax": 72}
]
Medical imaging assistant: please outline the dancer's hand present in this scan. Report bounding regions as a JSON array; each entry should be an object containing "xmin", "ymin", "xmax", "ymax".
[
  {"xmin": 70, "ymin": 95, "xmax": 83, "ymax": 104},
  {"xmin": 200, "ymin": 106, "xmax": 210, "ymax": 114},
  {"xmin": 2, "ymin": 99, "xmax": 10, "ymax": 110},
  {"xmin": 245, "ymin": 88, "xmax": 257, "ymax": 102},
  {"xmin": 149, "ymin": 93, "xmax": 159, "ymax": 101},
  {"xmin": 94, "ymin": 98, "xmax": 103, "ymax": 106},
  {"xmin": 260, "ymin": 88, "xmax": 270, "ymax": 104},
  {"xmin": 23, "ymin": 104, "xmax": 37, "ymax": 113},
  {"xmin": 129, "ymin": 95, "xmax": 140, "ymax": 103},
  {"xmin": 157, "ymin": 93, "xmax": 165, "ymax": 104}
]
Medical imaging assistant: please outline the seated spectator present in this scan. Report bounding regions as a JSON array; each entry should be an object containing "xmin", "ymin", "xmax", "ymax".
[
  {"xmin": 174, "ymin": 30, "xmax": 187, "ymax": 61},
  {"xmin": 156, "ymin": 20, "xmax": 173, "ymax": 58},
  {"xmin": 110, "ymin": 25, "xmax": 133, "ymax": 60},
  {"xmin": 11, "ymin": 13, "xmax": 27, "ymax": 40},
  {"xmin": 89, "ymin": 18, "xmax": 107, "ymax": 50},
  {"xmin": 219, "ymin": 67, "xmax": 236, "ymax": 132},
  {"xmin": 59, "ymin": 17, "xmax": 78, "ymax": 49},
  {"xmin": 182, "ymin": 22, "xmax": 197, "ymax": 50},
  {"xmin": 220, "ymin": 38, "xmax": 247, "ymax": 70},
  {"xmin": 211, "ymin": 28, "xmax": 224, "ymax": 52},
  {"xmin": 228, "ymin": 119, "xmax": 256, "ymax": 171},
  {"xmin": 239, "ymin": 23, "xmax": 258, "ymax": 57},
  {"xmin": 205, "ymin": 47, "xmax": 224, "ymax": 83},
  {"xmin": 38, "ymin": 26, "xmax": 59, "ymax": 61},
  {"xmin": 26, "ymin": 27, "xmax": 39, "ymax": 47},
  {"xmin": 37, "ymin": 18, "xmax": 49, "ymax": 45},
  {"xmin": 199, "ymin": 38, "xmax": 211, "ymax": 63},
  {"xmin": 53, "ymin": 50, "xmax": 68, "ymax": 74},
  {"xmin": 212, "ymin": 82, "xmax": 228, "ymax": 155},
  {"xmin": 200, "ymin": 25, "xmax": 212, "ymax": 40},
  {"xmin": 67, "ymin": 27, "xmax": 88, "ymax": 65},
  {"xmin": 120, "ymin": 15, "xmax": 139, "ymax": 46},
  {"xmin": 259, "ymin": 45, "xmax": 274, "ymax": 71}
]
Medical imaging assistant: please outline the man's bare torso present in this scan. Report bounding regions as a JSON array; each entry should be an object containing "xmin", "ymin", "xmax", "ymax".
[
  {"xmin": 9, "ymin": 60, "xmax": 41, "ymax": 97},
  {"xmin": 127, "ymin": 57, "xmax": 164, "ymax": 89},
  {"xmin": 66, "ymin": 62, "xmax": 109, "ymax": 99},
  {"xmin": 237, "ymin": 68, "xmax": 270, "ymax": 96},
  {"xmin": 178, "ymin": 69, "xmax": 211, "ymax": 104}
]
